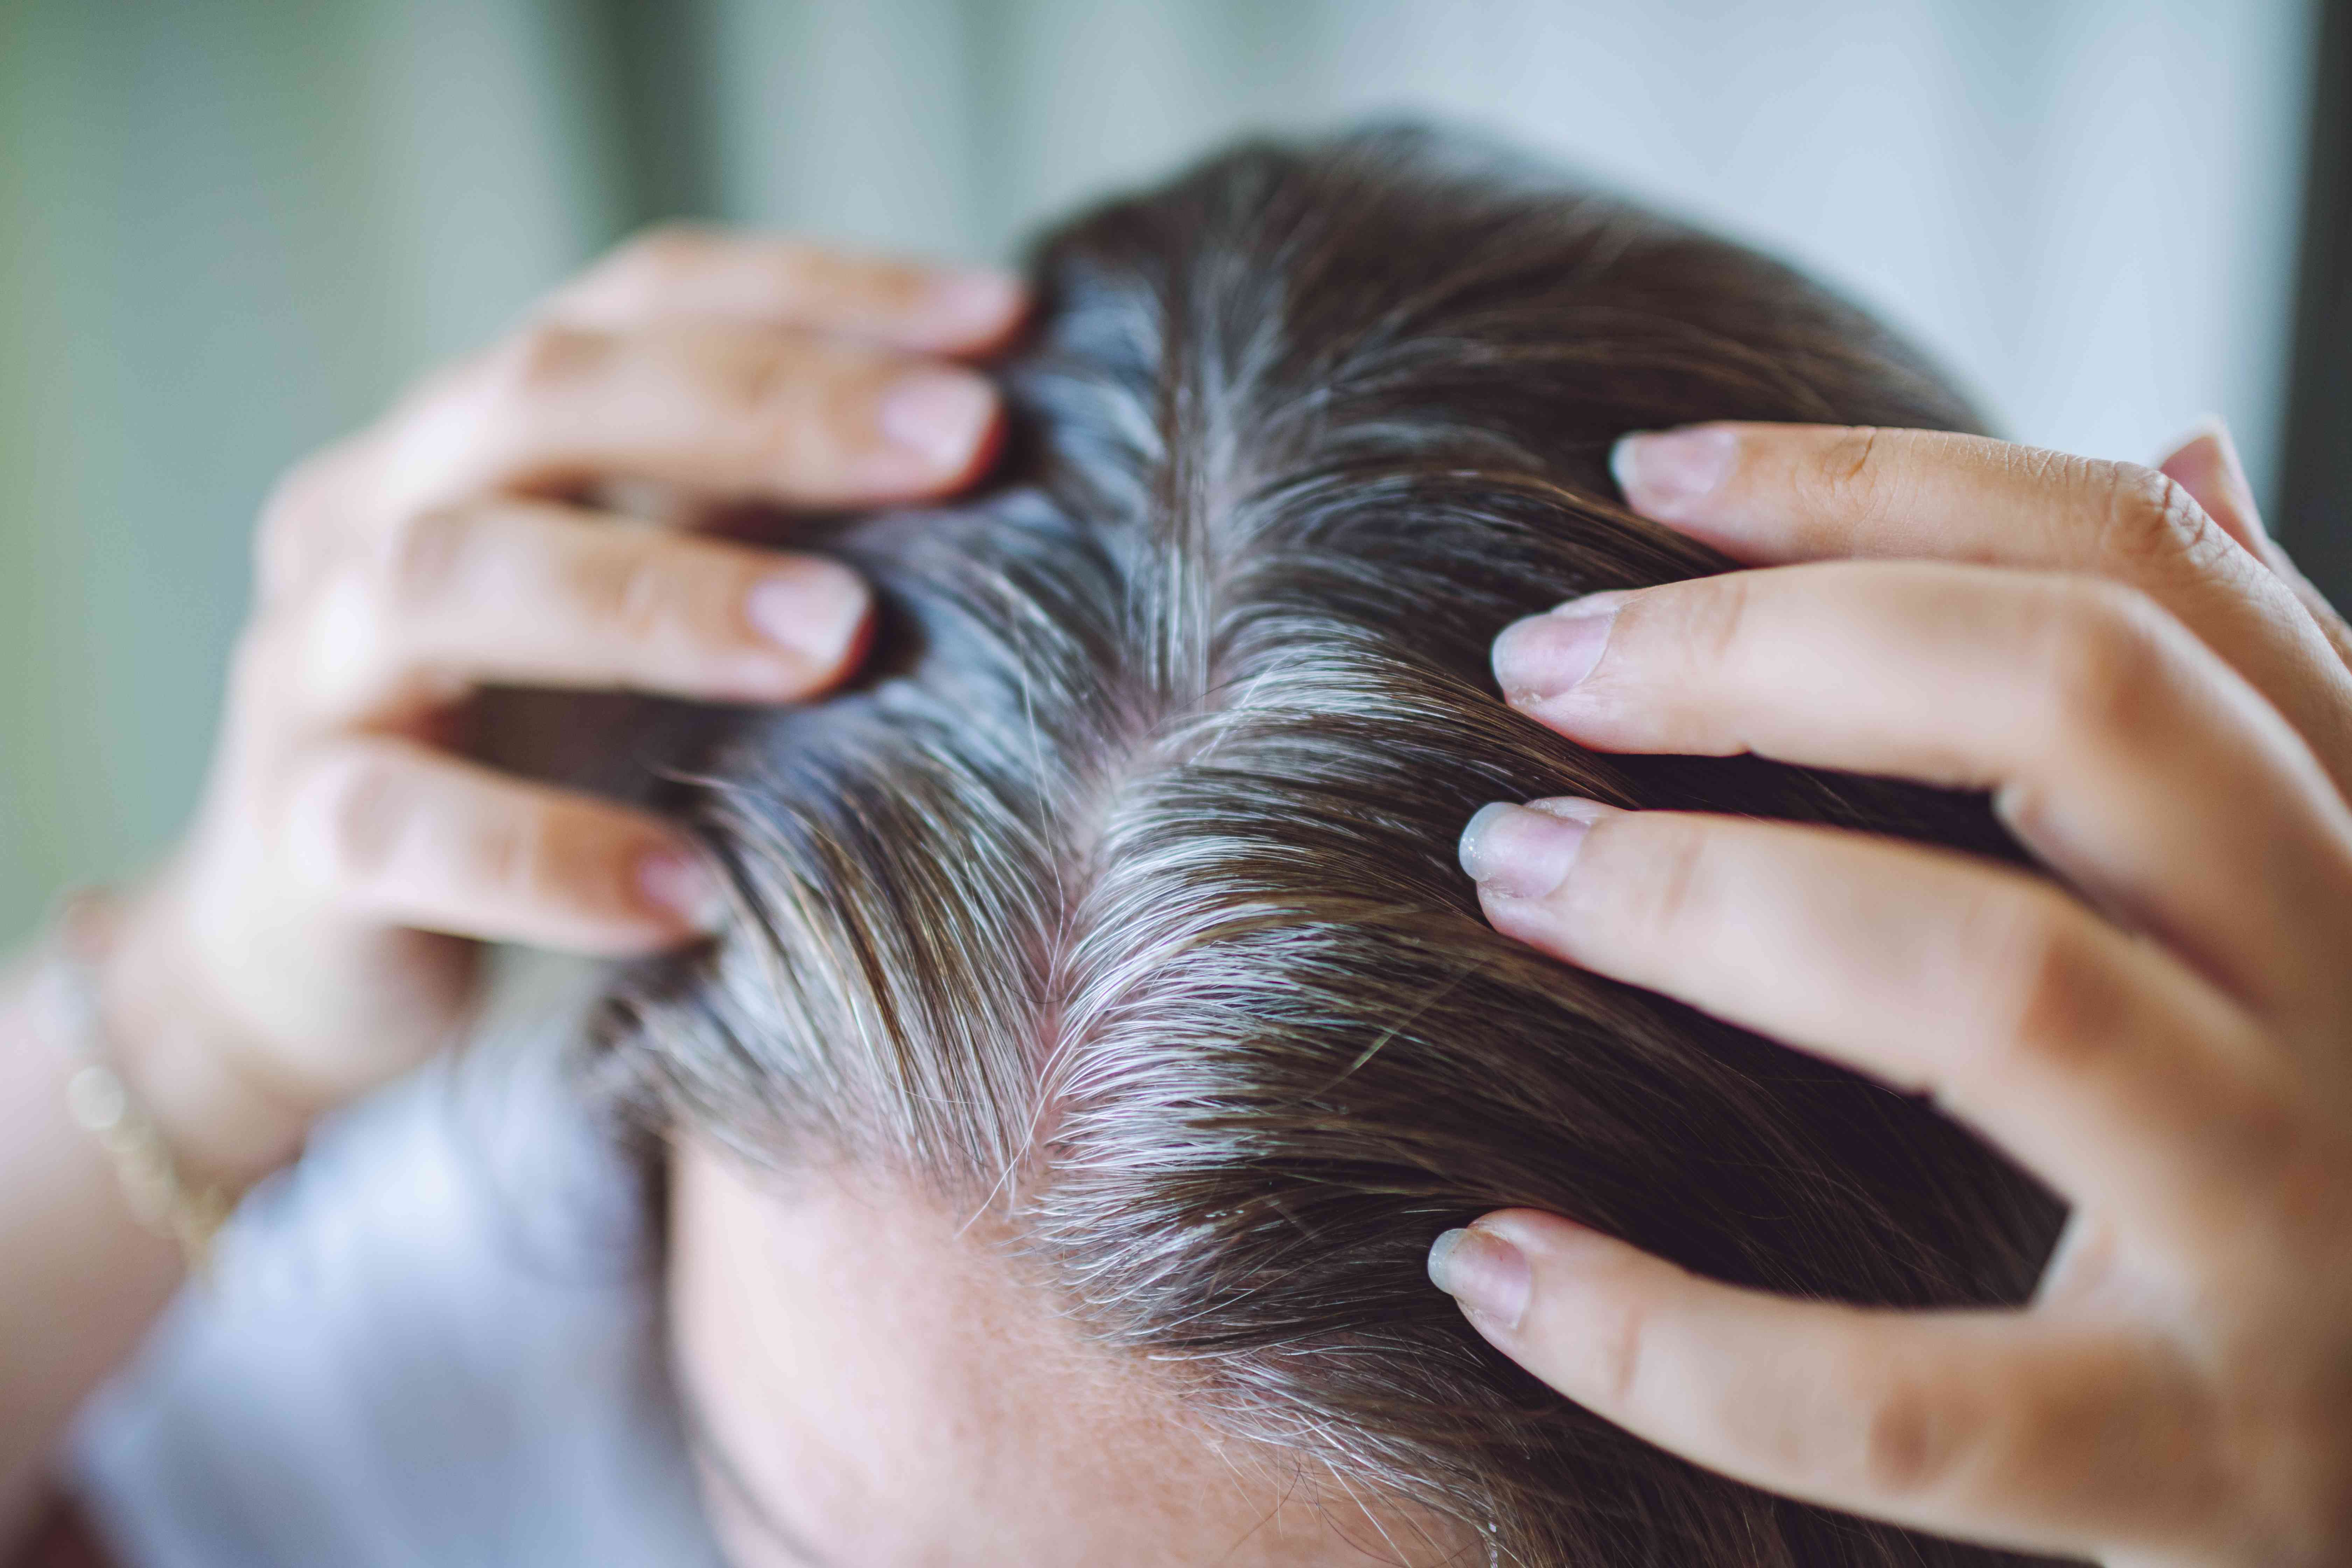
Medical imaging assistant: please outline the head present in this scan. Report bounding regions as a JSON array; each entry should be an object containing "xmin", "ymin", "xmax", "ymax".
[{"xmin": 599, "ymin": 126, "xmax": 2065, "ymax": 1566}]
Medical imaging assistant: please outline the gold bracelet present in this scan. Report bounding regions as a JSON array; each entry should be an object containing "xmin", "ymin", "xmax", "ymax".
[{"xmin": 38, "ymin": 890, "xmax": 237, "ymax": 1275}]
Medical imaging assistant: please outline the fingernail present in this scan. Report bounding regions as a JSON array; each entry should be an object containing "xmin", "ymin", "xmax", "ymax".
[
  {"xmin": 638, "ymin": 847, "xmax": 727, "ymax": 931},
  {"xmin": 2213, "ymin": 425, "xmax": 2255, "ymax": 497},
  {"xmin": 1492, "ymin": 595, "xmax": 1621, "ymax": 705},
  {"xmin": 880, "ymin": 368, "xmax": 996, "ymax": 468},
  {"xmin": 746, "ymin": 562, "xmax": 869, "ymax": 663},
  {"xmin": 919, "ymin": 269, "xmax": 1023, "ymax": 339},
  {"xmin": 2198, "ymin": 416, "xmax": 2263, "ymax": 533},
  {"xmin": 1612, "ymin": 425, "xmax": 1739, "ymax": 516},
  {"xmin": 1427, "ymin": 1226, "xmax": 1532, "ymax": 1331},
  {"xmin": 1458, "ymin": 799, "xmax": 1610, "ymax": 900}
]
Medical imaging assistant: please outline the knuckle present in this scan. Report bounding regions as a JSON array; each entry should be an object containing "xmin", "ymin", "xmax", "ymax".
[
  {"xmin": 1576, "ymin": 1277, "xmax": 1653, "ymax": 1411},
  {"xmin": 467, "ymin": 796, "xmax": 545, "ymax": 903},
  {"xmin": 1854, "ymin": 1373, "xmax": 1958, "ymax": 1500},
  {"xmin": 543, "ymin": 226, "xmax": 724, "ymax": 327},
  {"xmin": 252, "ymin": 447, "xmax": 349, "ymax": 597},
  {"xmin": 706, "ymin": 333, "xmax": 803, "ymax": 419},
  {"xmin": 2215, "ymin": 1089, "xmax": 2346, "ymax": 1241},
  {"xmin": 224, "ymin": 618, "xmax": 293, "ymax": 715},
  {"xmin": 258, "ymin": 450, "xmax": 333, "ymax": 538},
  {"xmin": 512, "ymin": 803, "xmax": 640, "ymax": 920},
  {"xmin": 1802, "ymin": 425, "xmax": 1893, "ymax": 521},
  {"xmin": 1971, "ymin": 891, "xmax": 2121, "ymax": 1089},
  {"xmin": 373, "ymin": 503, "xmax": 481, "ymax": 611},
  {"xmin": 2089, "ymin": 461, "xmax": 2231, "ymax": 576},
  {"xmin": 489, "ymin": 320, "xmax": 609, "ymax": 396},
  {"xmin": 1602, "ymin": 814, "xmax": 1713, "ymax": 952},
  {"xmin": 253, "ymin": 512, "xmax": 310, "ymax": 603},
  {"xmin": 2025, "ymin": 580, "xmax": 2172, "ymax": 743},
  {"xmin": 611, "ymin": 222, "xmax": 715, "ymax": 283},
  {"xmin": 292, "ymin": 746, "xmax": 564, "ymax": 914},
  {"xmin": 295, "ymin": 747, "xmax": 419, "ymax": 890},
  {"xmin": 1650, "ymin": 572, "xmax": 1757, "ymax": 678},
  {"xmin": 733, "ymin": 235, "xmax": 827, "ymax": 297},
  {"xmin": 598, "ymin": 545, "xmax": 698, "ymax": 648},
  {"xmin": 763, "ymin": 238, "xmax": 826, "ymax": 294},
  {"xmin": 303, "ymin": 564, "xmax": 413, "ymax": 714}
]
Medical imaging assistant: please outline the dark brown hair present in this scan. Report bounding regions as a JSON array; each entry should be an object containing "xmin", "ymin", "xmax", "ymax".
[{"xmin": 602, "ymin": 125, "xmax": 2066, "ymax": 1565}]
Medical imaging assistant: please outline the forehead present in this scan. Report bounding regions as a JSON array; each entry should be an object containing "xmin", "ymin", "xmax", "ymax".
[{"xmin": 665, "ymin": 1139, "xmax": 1468, "ymax": 1568}]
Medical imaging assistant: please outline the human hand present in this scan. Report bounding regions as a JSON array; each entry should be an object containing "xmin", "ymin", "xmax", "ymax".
[
  {"xmin": 1436, "ymin": 420, "xmax": 2352, "ymax": 1564},
  {"xmin": 103, "ymin": 231, "xmax": 1024, "ymax": 1182}
]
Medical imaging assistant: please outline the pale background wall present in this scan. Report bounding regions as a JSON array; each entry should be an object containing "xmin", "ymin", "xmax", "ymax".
[{"xmin": 0, "ymin": 0, "xmax": 2320, "ymax": 937}]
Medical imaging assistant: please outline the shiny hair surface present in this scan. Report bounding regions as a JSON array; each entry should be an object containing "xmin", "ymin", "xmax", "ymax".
[{"xmin": 600, "ymin": 127, "xmax": 2068, "ymax": 1566}]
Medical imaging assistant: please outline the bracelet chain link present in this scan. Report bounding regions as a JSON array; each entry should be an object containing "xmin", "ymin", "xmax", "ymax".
[{"xmin": 39, "ymin": 890, "xmax": 236, "ymax": 1275}]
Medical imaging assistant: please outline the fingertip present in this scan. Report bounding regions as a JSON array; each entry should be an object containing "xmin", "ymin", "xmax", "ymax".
[
  {"xmin": 874, "ymin": 366, "xmax": 1006, "ymax": 489},
  {"xmin": 1470, "ymin": 1206, "xmax": 1614, "ymax": 1255},
  {"xmin": 2153, "ymin": 412, "xmax": 2228, "ymax": 468},
  {"xmin": 1491, "ymin": 595, "xmax": 1621, "ymax": 708},
  {"xmin": 1432, "ymin": 1209, "xmax": 1635, "ymax": 1344},
  {"xmin": 1457, "ymin": 798, "xmax": 1606, "ymax": 901},
  {"xmin": 2155, "ymin": 414, "xmax": 2267, "ymax": 551},
  {"xmin": 744, "ymin": 557, "xmax": 874, "ymax": 690},
  {"xmin": 1608, "ymin": 431, "xmax": 1646, "ymax": 499},
  {"xmin": 1611, "ymin": 424, "xmax": 1741, "ymax": 520},
  {"xmin": 1427, "ymin": 1223, "xmax": 1532, "ymax": 1331},
  {"xmin": 913, "ymin": 268, "xmax": 1028, "ymax": 351},
  {"xmin": 2151, "ymin": 419, "xmax": 2227, "ymax": 502},
  {"xmin": 636, "ymin": 843, "xmax": 729, "ymax": 936}
]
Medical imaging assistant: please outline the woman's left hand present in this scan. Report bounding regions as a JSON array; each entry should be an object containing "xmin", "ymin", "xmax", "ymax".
[{"xmin": 1435, "ymin": 419, "xmax": 2352, "ymax": 1565}]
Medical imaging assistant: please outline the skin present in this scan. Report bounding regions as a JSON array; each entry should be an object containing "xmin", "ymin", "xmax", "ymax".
[
  {"xmin": 668, "ymin": 1141, "xmax": 1463, "ymax": 1567},
  {"xmin": 0, "ymin": 229, "xmax": 1023, "ymax": 1538},
  {"xmin": 4, "ymin": 219, "xmax": 2348, "ymax": 1564},
  {"xmin": 1438, "ymin": 419, "xmax": 2352, "ymax": 1565},
  {"xmin": 0, "ymin": 226, "xmax": 1452, "ymax": 1565}
]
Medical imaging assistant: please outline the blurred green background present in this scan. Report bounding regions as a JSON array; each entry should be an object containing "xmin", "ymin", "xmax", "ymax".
[{"xmin": 0, "ymin": 0, "xmax": 2327, "ymax": 938}]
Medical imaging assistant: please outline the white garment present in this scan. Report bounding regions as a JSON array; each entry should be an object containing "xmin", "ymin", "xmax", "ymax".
[{"xmin": 67, "ymin": 1024, "xmax": 724, "ymax": 1568}]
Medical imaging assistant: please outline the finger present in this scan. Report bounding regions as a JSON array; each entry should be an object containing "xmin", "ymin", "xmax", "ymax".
[
  {"xmin": 2155, "ymin": 418, "xmax": 2267, "ymax": 553},
  {"xmin": 284, "ymin": 736, "xmax": 724, "ymax": 955},
  {"xmin": 2267, "ymin": 545, "xmax": 2352, "ymax": 678},
  {"xmin": 288, "ymin": 498, "xmax": 870, "ymax": 719},
  {"xmin": 1610, "ymin": 422, "xmax": 2352, "ymax": 789},
  {"xmin": 1425, "ymin": 1211, "xmax": 2219, "ymax": 1556},
  {"xmin": 371, "ymin": 322, "xmax": 1004, "ymax": 519},
  {"xmin": 2159, "ymin": 421, "xmax": 2352, "ymax": 680},
  {"xmin": 1491, "ymin": 563, "xmax": 2352, "ymax": 1018},
  {"xmin": 539, "ymin": 226, "xmax": 1026, "ymax": 352},
  {"xmin": 1457, "ymin": 802, "xmax": 2286, "ymax": 1243}
]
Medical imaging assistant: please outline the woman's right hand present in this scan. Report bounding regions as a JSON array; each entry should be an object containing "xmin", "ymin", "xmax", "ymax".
[
  {"xmin": 1440, "ymin": 421, "xmax": 2352, "ymax": 1563},
  {"xmin": 98, "ymin": 230, "xmax": 1024, "ymax": 1183}
]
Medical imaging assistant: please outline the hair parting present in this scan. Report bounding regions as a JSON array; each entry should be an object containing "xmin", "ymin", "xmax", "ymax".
[{"xmin": 594, "ymin": 125, "xmax": 2069, "ymax": 1566}]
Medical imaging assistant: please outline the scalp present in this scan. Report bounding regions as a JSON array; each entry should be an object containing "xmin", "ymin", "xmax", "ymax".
[{"xmin": 598, "ymin": 126, "xmax": 2063, "ymax": 1567}]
